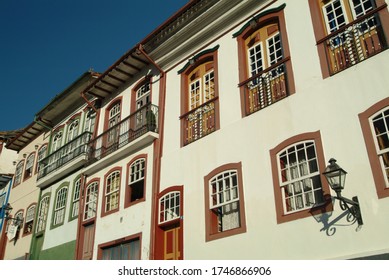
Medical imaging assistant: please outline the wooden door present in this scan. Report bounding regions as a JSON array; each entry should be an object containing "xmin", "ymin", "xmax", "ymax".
[
  {"xmin": 81, "ymin": 224, "xmax": 95, "ymax": 260},
  {"xmin": 163, "ymin": 224, "xmax": 181, "ymax": 260}
]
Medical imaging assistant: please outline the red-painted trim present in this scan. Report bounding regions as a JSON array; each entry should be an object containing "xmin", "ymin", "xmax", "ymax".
[
  {"xmin": 104, "ymin": 97, "xmax": 123, "ymax": 131},
  {"xmin": 269, "ymin": 131, "xmax": 333, "ymax": 224},
  {"xmin": 13, "ymin": 160, "xmax": 25, "ymax": 188},
  {"xmin": 124, "ymin": 154, "xmax": 148, "ymax": 209},
  {"xmin": 235, "ymin": 6, "xmax": 295, "ymax": 117},
  {"xmin": 154, "ymin": 185, "xmax": 184, "ymax": 260},
  {"xmin": 23, "ymin": 152, "xmax": 36, "ymax": 182},
  {"xmin": 130, "ymin": 77, "xmax": 153, "ymax": 113},
  {"xmin": 359, "ymin": 97, "xmax": 389, "ymax": 199},
  {"xmin": 101, "ymin": 166, "xmax": 122, "ymax": 217},
  {"xmin": 22, "ymin": 203, "xmax": 37, "ymax": 237},
  {"xmin": 204, "ymin": 163, "xmax": 247, "ymax": 242},
  {"xmin": 34, "ymin": 143, "xmax": 48, "ymax": 175}
]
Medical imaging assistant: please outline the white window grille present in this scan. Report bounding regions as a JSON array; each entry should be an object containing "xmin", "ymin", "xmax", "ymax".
[
  {"xmin": 24, "ymin": 205, "xmax": 36, "ymax": 234},
  {"xmin": 53, "ymin": 187, "xmax": 68, "ymax": 226},
  {"xmin": 14, "ymin": 161, "xmax": 24, "ymax": 185},
  {"xmin": 105, "ymin": 171, "xmax": 120, "ymax": 212},
  {"xmin": 371, "ymin": 107, "xmax": 389, "ymax": 187},
  {"xmin": 71, "ymin": 178, "xmax": 81, "ymax": 218},
  {"xmin": 129, "ymin": 159, "xmax": 145, "ymax": 202},
  {"xmin": 278, "ymin": 141, "xmax": 324, "ymax": 214},
  {"xmin": 36, "ymin": 196, "xmax": 50, "ymax": 233},
  {"xmin": 24, "ymin": 153, "xmax": 35, "ymax": 179},
  {"xmin": 323, "ymin": 0, "xmax": 348, "ymax": 33},
  {"xmin": 159, "ymin": 191, "xmax": 180, "ymax": 224},
  {"xmin": 209, "ymin": 170, "xmax": 240, "ymax": 232},
  {"xmin": 248, "ymin": 42, "xmax": 263, "ymax": 76},
  {"xmin": 84, "ymin": 182, "xmax": 98, "ymax": 221},
  {"xmin": 37, "ymin": 145, "xmax": 47, "ymax": 173}
]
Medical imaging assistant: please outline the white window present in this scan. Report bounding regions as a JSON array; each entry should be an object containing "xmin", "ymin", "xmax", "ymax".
[
  {"xmin": 248, "ymin": 42, "xmax": 263, "ymax": 76},
  {"xmin": 105, "ymin": 171, "xmax": 120, "ymax": 212},
  {"xmin": 52, "ymin": 131, "xmax": 63, "ymax": 152},
  {"xmin": 267, "ymin": 32, "xmax": 283, "ymax": 66},
  {"xmin": 209, "ymin": 170, "xmax": 240, "ymax": 232},
  {"xmin": 370, "ymin": 107, "xmax": 389, "ymax": 187},
  {"xmin": 71, "ymin": 178, "xmax": 81, "ymax": 219},
  {"xmin": 84, "ymin": 110, "xmax": 96, "ymax": 133},
  {"xmin": 67, "ymin": 119, "xmax": 79, "ymax": 142},
  {"xmin": 36, "ymin": 145, "xmax": 47, "ymax": 173},
  {"xmin": 36, "ymin": 196, "xmax": 50, "ymax": 233},
  {"xmin": 84, "ymin": 182, "xmax": 98, "ymax": 221},
  {"xmin": 159, "ymin": 191, "xmax": 180, "ymax": 224},
  {"xmin": 53, "ymin": 187, "xmax": 68, "ymax": 226},
  {"xmin": 14, "ymin": 161, "xmax": 24, "ymax": 185},
  {"xmin": 189, "ymin": 70, "xmax": 215, "ymax": 110},
  {"xmin": 24, "ymin": 205, "xmax": 36, "ymax": 234},
  {"xmin": 136, "ymin": 82, "xmax": 151, "ymax": 109},
  {"xmin": 323, "ymin": 0, "xmax": 348, "ymax": 33},
  {"xmin": 351, "ymin": 0, "xmax": 374, "ymax": 18},
  {"xmin": 24, "ymin": 153, "xmax": 35, "ymax": 179},
  {"xmin": 128, "ymin": 159, "xmax": 145, "ymax": 202},
  {"xmin": 109, "ymin": 103, "xmax": 121, "ymax": 128},
  {"xmin": 278, "ymin": 141, "xmax": 324, "ymax": 213}
]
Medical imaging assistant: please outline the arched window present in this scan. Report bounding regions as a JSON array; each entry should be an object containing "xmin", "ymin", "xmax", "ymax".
[
  {"xmin": 51, "ymin": 131, "xmax": 63, "ymax": 152},
  {"xmin": 359, "ymin": 97, "xmax": 389, "ymax": 198},
  {"xmin": 67, "ymin": 119, "xmax": 79, "ymax": 143},
  {"xmin": 84, "ymin": 182, "xmax": 99, "ymax": 221},
  {"xmin": 70, "ymin": 177, "xmax": 81, "ymax": 219},
  {"xmin": 24, "ymin": 153, "xmax": 35, "ymax": 180},
  {"xmin": 179, "ymin": 46, "xmax": 220, "ymax": 146},
  {"xmin": 104, "ymin": 170, "xmax": 121, "ymax": 214},
  {"xmin": 204, "ymin": 162, "xmax": 246, "ymax": 241},
  {"xmin": 159, "ymin": 191, "xmax": 180, "ymax": 224},
  {"xmin": 14, "ymin": 160, "xmax": 24, "ymax": 186},
  {"xmin": 36, "ymin": 195, "xmax": 50, "ymax": 233},
  {"xmin": 23, "ymin": 204, "xmax": 36, "ymax": 235},
  {"xmin": 126, "ymin": 158, "xmax": 146, "ymax": 207},
  {"xmin": 308, "ymin": 0, "xmax": 388, "ymax": 76},
  {"xmin": 270, "ymin": 131, "xmax": 332, "ymax": 223},
  {"xmin": 53, "ymin": 186, "xmax": 68, "ymax": 227},
  {"xmin": 234, "ymin": 4, "xmax": 294, "ymax": 116},
  {"xmin": 36, "ymin": 144, "xmax": 47, "ymax": 174}
]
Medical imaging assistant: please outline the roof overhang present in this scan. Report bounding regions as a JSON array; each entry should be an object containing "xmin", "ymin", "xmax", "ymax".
[
  {"xmin": 6, "ymin": 71, "xmax": 98, "ymax": 151},
  {"xmin": 82, "ymin": 48, "xmax": 150, "ymax": 100}
]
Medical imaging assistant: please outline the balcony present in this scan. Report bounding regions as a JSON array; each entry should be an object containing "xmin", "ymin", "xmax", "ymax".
[
  {"xmin": 319, "ymin": 8, "xmax": 387, "ymax": 76},
  {"xmin": 85, "ymin": 104, "xmax": 158, "ymax": 173},
  {"xmin": 181, "ymin": 98, "xmax": 217, "ymax": 146},
  {"xmin": 240, "ymin": 58, "xmax": 289, "ymax": 116},
  {"xmin": 37, "ymin": 132, "xmax": 92, "ymax": 187}
]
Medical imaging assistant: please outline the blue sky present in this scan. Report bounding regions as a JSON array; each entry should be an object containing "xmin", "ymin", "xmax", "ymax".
[{"xmin": 0, "ymin": 0, "xmax": 189, "ymax": 131}]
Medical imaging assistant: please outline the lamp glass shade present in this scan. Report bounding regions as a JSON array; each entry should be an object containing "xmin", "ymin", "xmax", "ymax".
[{"xmin": 323, "ymin": 158, "xmax": 347, "ymax": 193}]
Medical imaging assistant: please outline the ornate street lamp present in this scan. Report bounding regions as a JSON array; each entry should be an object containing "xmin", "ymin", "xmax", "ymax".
[
  {"xmin": 3, "ymin": 203, "xmax": 23, "ymax": 227},
  {"xmin": 323, "ymin": 158, "xmax": 363, "ymax": 227}
]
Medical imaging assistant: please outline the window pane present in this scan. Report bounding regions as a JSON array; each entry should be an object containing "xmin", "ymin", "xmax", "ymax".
[{"xmin": 278, "ymin": 141, "xmax": 324, "ymax": 213}]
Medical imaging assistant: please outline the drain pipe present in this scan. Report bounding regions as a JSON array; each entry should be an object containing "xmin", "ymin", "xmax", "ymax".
[
  {"xmin": 138, "ymin": 44, "xmax": 165, "ymax": 77},
  {"xmin": 33, "ymin": 116, "xmax": 53, "ymax": 131},
  {"xmin": 81, "ymin": 92, "xmax": 99, "ymax": 113}
]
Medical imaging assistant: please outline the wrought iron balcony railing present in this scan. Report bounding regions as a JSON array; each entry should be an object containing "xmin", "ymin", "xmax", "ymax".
[
  {"xmin": 318, "ymin": 7, "xmax": 387, "ymax": 75},
  {"xmin": 240, "ymin": 58, "xmax": 289, "ymax": 116},
  {"xmin": 37, "ymin": 132, "xmax": 92, "ymax": 180},
  {"xmin": 87, "ymin": 103, "xmax": 158, "ymax": 162}
]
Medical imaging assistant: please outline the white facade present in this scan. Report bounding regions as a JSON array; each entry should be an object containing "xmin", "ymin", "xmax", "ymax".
[{"xmin": 157, "ymin": 0, "xmax": 389, "ymax": 259}]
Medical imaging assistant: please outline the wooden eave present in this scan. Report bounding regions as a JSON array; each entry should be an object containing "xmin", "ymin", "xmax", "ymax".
[{"xmin": 82, "ymin": 50, "xmax": 149, "ymax": 99}]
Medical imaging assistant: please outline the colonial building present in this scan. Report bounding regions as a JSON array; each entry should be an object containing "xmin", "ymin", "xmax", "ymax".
[
  {"xmin": 1, "ymin": 0, "xmax": 389, "ymax": 260},
  {"xmin": 0, "ymin": 126, "xmax": 46, "ymax": 259}
]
